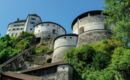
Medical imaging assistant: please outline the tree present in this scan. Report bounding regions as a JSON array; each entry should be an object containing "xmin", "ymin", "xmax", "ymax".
[{"xmin": 104, "ymin": 0, "xmax": 130, "ymax": 41}]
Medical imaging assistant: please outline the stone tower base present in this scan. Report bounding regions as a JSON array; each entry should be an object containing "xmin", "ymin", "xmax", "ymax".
[{"xmin": 77, "ymin": 30, "xmax": 112, "ymax": 47}]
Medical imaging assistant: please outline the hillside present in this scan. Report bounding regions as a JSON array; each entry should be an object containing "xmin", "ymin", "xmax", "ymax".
[{"xmin": 0, "ymin": 32, "xmax": 52, "ymax": 66}]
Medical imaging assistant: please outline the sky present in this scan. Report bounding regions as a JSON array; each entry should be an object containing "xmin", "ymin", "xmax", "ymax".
[{"xmin": 0, "ymin": 0, "xmax": 105, "ymax": 37}]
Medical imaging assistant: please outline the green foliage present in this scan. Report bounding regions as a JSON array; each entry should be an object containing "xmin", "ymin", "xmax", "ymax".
[
  {"xmin": 0, "ymin": 32, "xmax": 36, "ymax": 64},
  {"xmin": 33, "ymin": 42, "xmax": 52, "ymax": 55},
  {"xmin": 104, "ymin": 0, "xmax": 130, "ymax": 41},
  {"xmin": 64, "ymin": 39, "xmax": 130, "ymax": 80}
]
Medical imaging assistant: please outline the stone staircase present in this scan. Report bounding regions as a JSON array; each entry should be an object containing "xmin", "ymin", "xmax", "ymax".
[{"xmin": 0, "ymin": 45, "xmax": 37, "ymax": 72}]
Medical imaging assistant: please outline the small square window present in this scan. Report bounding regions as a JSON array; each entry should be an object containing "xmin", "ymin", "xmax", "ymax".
[
  {"xmin": 30, "ymin": 22, "xmax": 35, "ymax": 24},
  {"xmin": 30, "ymin": 28, "xmax": 33, "ymax": 30}
]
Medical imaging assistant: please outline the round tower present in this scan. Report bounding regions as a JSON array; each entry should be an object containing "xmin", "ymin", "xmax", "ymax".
[
  {"xmin": 52, "ymin": 34, "xmax": 78, "ymax": 63},
  {"xmin": 72, "ymin": 10, "xmax": 112, "ymax": 47},
  {"xmin": 34, "ymin": 22, "xmax": 66, "ymax": 41}
]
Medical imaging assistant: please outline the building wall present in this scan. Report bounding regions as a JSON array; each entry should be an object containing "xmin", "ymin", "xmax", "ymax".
[
  {"xmin": 56, "ymin": 65, "xmax": 73, "ymax": 80},
  {"xmin": 77, "ymin": 30, "xmax": 112, "ymax": 47},
  {"xmin": 34, "ymin": 22, "xmax": 66, "ymax": 41},
  {"xmin": 24, "ymin": 15, "xmax": 42, "ymax": 33},
  {"xmin": 7, "ymin": 22, "xmax": 25, "ymax": 37},
  {"xmin": 52, "ymin": 35, "xmax": 78, "ymax": 63},
  {"xmin": 72, "ymin": 15, "xmax": 110, "ymax": 34}
]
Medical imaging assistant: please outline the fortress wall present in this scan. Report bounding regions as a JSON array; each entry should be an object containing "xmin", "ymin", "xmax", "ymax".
[
  {"xmin": 34, "ymin": 22, "xmax": 66, "ymax": 41},
  {"xmin": 72, "ymin": 15, "xmax": 106, "ymax": 34},
  {"xmin": 52, "ymin": 35, "xmax": 78, "ymax": 63},
  {"xmin": 77, "ymin": 30, "xmax": 112, "ymax": 47}
]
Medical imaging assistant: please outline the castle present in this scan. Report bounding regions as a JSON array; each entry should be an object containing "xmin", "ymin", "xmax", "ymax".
[{"xmin": 1, "ymin": 10, "xmax": 112, "ymax": 80}]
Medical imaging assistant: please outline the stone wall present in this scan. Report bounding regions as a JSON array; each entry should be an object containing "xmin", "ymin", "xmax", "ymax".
[
  {"xmin": 77, "ymin": 30, "xmax": 112, "ymax": 47},
  {"xmin": 21, "ymin": 62, "xmax": 73, "ymax": 80}
]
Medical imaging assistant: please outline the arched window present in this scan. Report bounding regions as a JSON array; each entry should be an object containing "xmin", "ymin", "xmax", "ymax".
[
  {"xmin": 47, "ymin": 58, "xmax": 52, "ymax": 63},
  {"xmin": 79, "ymin": 27, "xmax": 84, "ymax": 34}
]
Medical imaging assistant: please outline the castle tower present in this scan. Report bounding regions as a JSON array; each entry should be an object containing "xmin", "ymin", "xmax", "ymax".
[
  {"xmin": 71, "ymin": 10, "xmax": 112, "ymax": 47},
  {"xmin": 24, "ymin": 14, "xmax": 42, "ymax": 33},
  {"xmin": 52, "ymin": 34, "xmax": 78, "ymax": 63},
  {"xmin": 34, "ymin": 22, "xmax": 66, "ymax": 41}
]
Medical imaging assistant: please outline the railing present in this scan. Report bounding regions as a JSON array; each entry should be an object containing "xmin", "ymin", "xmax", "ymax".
[{"xmin": 0, "ymin": 45, "xmax": 36, "ymax": 71}]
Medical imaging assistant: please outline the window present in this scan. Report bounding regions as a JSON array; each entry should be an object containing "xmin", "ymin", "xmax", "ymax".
[
  {"xmin": 70, "ymin": 37, "xmax": 72, "ymax": 39},
  {"xmin": 31, "ymin": 18, "xmax": 36, "ymax": 20},
  {"xmin": 13, "ymin": 28, "xmax": 15, "ymax": 31},
  {"xmin": 17, "ymin": 28, "xmax": 19, "ymax": 30},
  {"xmin": 30, "ymin": 22, "xmax": 35, "ymax": 24},
  {"xmin": 52, "ymin": 29, "xmax": 56, "ymax": 34},
  {"xmin": 64, "ymin": 37, "xmax": 66, "ymax": 39},
  {"xmin": 48, "ymin": 35, "xmax": 51, "ymax": 39},
  {"xmin": 104, "ymin": 24, "xmax": 108, "ymax": 30},
  {"xmin": 79, "ymin": 27, "xmax": 84, "ymax": 34},
  {"xmin": 30, "ymin": 28, "xmax": 33, "ymax": 30}
]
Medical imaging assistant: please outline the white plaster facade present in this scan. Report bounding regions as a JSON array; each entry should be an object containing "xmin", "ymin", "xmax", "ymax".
[
  {"xmin": 72, "ymin": 11, "xmax": 110, "ymax": 34},
  {"xmin": 52, "ymin": 34, "xmax": 78, "ymax": 63},
  {"xmin": 34, "ymin": 22, "xmax": 66, "ymax": 41},
  {"xmin": 7, "ymin": 21, "xmax": 25, "ymax": 37},
  {"xmin": 7, "ymin": 14, "xmax": 42, "ymax": 37}
]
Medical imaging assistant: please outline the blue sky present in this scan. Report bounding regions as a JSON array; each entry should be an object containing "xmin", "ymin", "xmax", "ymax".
[{"xmin": 0, "ymin": 0, "xmax": 105, "ymax": 37}]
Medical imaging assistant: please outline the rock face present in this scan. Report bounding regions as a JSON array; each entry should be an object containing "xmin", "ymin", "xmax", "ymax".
[{"xmin": 77, "ymin": 30, "xmax": 112, "ymax": 47}]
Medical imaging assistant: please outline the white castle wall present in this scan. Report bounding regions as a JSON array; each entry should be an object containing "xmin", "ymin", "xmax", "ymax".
[
  {"xmin": 52, "ymin": 35, "xmax": 78, "ymax": 63},
  {"xmin": 34, "ymin": 22, "xmax": 66, "ymax": 41},
  {"xmin": 72, "ymin": 15, "xmax": 109, "ymax": 34},
  {"xmin": 7, "ymin": 22, "xmax": 25, "ymax": 37},
  {"xmin": 24, "ymin": 15, "xmax": 42, "ymax": 33}
]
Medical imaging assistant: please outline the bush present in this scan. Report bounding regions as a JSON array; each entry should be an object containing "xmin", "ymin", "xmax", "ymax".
[
  {"xmin": 0, "ymin": 32, "xmax": 36, "ymax": 64},
  {"xmin": 64, "ymin": 39, "xmax": 130, "ymax": 80}
]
